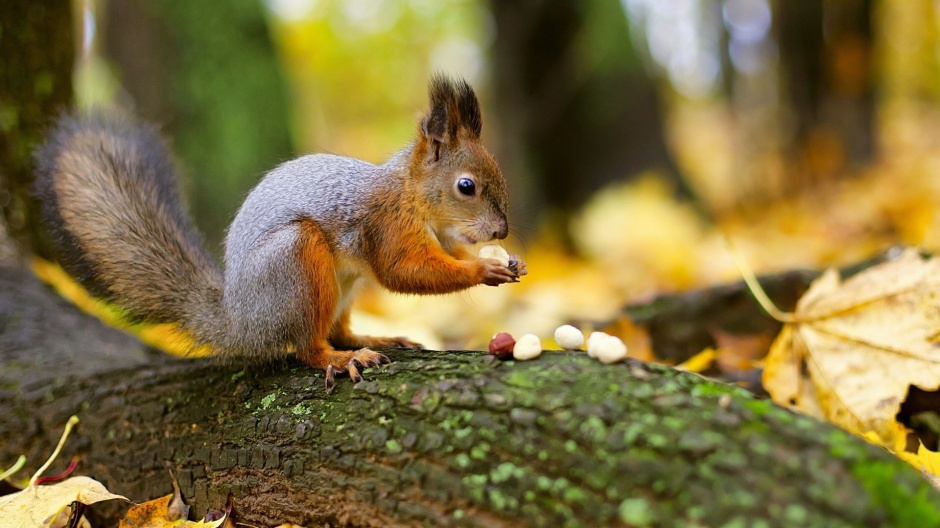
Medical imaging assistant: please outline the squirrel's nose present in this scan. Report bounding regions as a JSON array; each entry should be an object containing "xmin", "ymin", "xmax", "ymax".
[{"xmin": 493, "ymin": 215, "xmax": 508, "ymax": 240}]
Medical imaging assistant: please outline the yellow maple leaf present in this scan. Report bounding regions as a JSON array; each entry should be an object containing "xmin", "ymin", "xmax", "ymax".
[
  {"xmin": 763, "ymin": 248, "xmax": 940, "ymax": 444},
  {"xmin": 0, "ymin": 476, "xmax": 128, "ymax": 527},
  {"xmin": 118, "ymin": 494, "xmax": 224, "ymax": 528},
  {"xmin": 0, "ymin": 417, "xmax": 129, "ymax": 527}
]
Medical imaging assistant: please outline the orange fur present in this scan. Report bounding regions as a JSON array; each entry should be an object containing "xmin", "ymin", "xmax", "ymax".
[
  {"xmin": 366, "ymin": 214, "xmax": 484, "ymax": 295},
  {"xmin": 294, "ymin": 219, "xmax": 341, "ymax": 368},
  {"xmin": 293, "ymin": 220, "xmax": 399, "ymax": 376}
]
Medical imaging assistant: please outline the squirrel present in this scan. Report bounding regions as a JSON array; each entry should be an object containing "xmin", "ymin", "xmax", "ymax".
[{"xmin": 33, "ymin": 74, "xmax": 526, "ymax": 391}]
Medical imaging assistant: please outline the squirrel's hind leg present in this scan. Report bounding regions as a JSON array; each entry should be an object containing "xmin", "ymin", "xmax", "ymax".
[
  {"xmin": 294, "ymin": 219, "xmax": 389, "ymax": 391},
  {"xmin": 330, "ymin": 308, "xmax": 424, "ymax": 350},
  {"xmin": 298, "ymin": 346, "xmax": 390, "ymax": 392}
]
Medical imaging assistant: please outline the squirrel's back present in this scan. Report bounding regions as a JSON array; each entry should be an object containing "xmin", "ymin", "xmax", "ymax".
[
  {"xmin": 34, "ymin": 112, "xmax": 228, "ymax": 349},
  {"xmin": 225, "ymin": 151, "xmax": 400, "ymax": 266}
]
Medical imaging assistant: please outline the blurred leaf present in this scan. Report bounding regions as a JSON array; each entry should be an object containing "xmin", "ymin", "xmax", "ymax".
[
  {"xmin": 676, "ymin": 348, "xmax": 717, "ymax": 373},
  {"xmin": 763, "ymin": 248, "xmax": 940, "ymax": 478},
  {"xmin": 31, "ymin": 258, "xmax": 212, "ymax": 358}
]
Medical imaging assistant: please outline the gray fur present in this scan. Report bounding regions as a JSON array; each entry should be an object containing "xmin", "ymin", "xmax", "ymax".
[{"xmin": 222, "ymin": 151, "xmax": 407, "ymax": 360}]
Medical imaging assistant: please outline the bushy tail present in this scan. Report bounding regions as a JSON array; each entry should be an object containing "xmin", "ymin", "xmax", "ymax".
[{"xmin": 34, "ymin": 111, "xmax": 228, "ymax": 350}]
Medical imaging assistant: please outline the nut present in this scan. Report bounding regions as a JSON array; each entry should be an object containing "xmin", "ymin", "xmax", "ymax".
[
  {"xmin": 478, "ymin": 245, "xmax": 511, "ymax": 267},
  {"xmin": 554, "ymin": 325, "xmax": 584, "ymax": 350},
  {"xmin": 488, "ymin": 332, "xmax": 516, "ymax": 360},
  {"xmin": 512, "ymin": 333, "xmax": 542, "ymax": 361},
  {"xmin": 586, "ymin": 332, "xmax": 610, "ymax": 358},
  {"xmin": 588, "ymin": 333, "xmax": 628, "ymax": 364}
]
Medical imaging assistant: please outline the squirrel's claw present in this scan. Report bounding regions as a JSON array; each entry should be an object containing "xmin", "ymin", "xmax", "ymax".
[
  {"xmin": 324, "ymin": 364, "xmax": 337, "ymax": 393},
  {"xmin": 509, "ymin": 256, "xmax": 528, "ymax": 277},
  {"xmin": 348, "ymin": 363, "xmax": 363, "ymax": 383},
  {"xmin": 310, "ymin": 348, "xmax": 390, "ymax": 393},
  {"xmin": 353, "ymin": 348, "xmax": 390, "ymax": 368}
]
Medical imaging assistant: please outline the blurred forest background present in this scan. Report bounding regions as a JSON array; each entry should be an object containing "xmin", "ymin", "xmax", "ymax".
[{"xmin": 4, "ymin": 0, "xmax": 940, "ymax": 351}]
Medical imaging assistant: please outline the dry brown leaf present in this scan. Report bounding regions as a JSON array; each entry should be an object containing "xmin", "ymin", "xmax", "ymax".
[
  {"xmin": 118, "ymin": 494, "xmax": 224, "ymax": 528},
  {"xmin": 763, "ymin": 248, "xmax": 940, "ymax": 450}
]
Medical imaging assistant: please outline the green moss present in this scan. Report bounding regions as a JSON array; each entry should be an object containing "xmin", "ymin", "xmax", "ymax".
[
  {"xmin": 291, "ymin": 403, "xmax": 311, "ymax": 416},
  {"xmin": 470, "ymin": 442, "xmax": 490, "ymax": 460},
  {"xmin": 852, "ymin": 459, "xmax": 940, "ymax": 525},
  {"xmin": 259, "ymin": 392, "xmax": 276, "ymax": 410},
  {"xmin": 454, "ymin": 453, "xmax": 471, "ymax": 468},
  {"xmin": 619, "ymin": 498, "xmax": 654, "ymax": 526},
  {"xmin": 490, "ymin": 462, "xmax": 523, "ymax": 484},
  {"xmin": 384, "ymin": 439, "xmax": 403, "ymax": 454}
]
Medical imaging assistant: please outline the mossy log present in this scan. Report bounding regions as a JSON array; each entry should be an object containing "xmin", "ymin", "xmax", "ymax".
[{"xmin": 1, "ymin": 263, "xmax": 938, "ymax": 527}]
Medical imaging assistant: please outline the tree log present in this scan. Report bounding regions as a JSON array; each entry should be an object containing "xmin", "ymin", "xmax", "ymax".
[{"xmin": 1, "ymin": 263, "xmax": 938, "ymax": 527}]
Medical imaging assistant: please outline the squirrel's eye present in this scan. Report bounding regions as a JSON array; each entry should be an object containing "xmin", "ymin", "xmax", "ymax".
[{"xmin": 457, "ymin": 177, "xmax": 476, "ymax": 197}]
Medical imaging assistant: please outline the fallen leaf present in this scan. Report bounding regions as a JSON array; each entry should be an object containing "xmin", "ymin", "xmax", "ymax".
[
  {"xmin": 118, "ymin": 494, "xmax": 224, "ymax": 528},
  {"xmin": 762, "ymin": 248, "xmax": 940, "ymax": 455},
  {"xmin": 203, "ymin": 493, "xmax": 236, "ymax": 528},
  {"xmin": 709, "ymin": 327, "xmax": 773, "ymax": 373},
  {"xmin": 676, "ymin": 348, "xmax": 718, "ymax": 373},
  {"xmin": 31, "ymin": 258, "xmax": 213, "ymax": 358},
  {"xmin": 0, "ymin": 476, "xmax": 127, "ymax": 527},
  {"xmin": 601, "ymin": 316, "xmax": 655, "ymax": 362}
]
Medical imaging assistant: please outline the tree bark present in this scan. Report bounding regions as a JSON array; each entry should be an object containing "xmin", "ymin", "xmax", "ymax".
[
  {"xmin": 101, "ymin": 0, "xmax": 295, "ymax": 254},
  {"xmin": 490, "ymin": 0, "xmax": 691, "ymax": 233},
  {"xmin": 0, "ymin": 1, "xmax": 74, "ymax": 258},
  {"xmin": 1, "ymin": 262, "xmax": 938, "ymax": 528},
  {"xmin": 775, "ymin": 0, "xmax": 875, "ymax": 179}
]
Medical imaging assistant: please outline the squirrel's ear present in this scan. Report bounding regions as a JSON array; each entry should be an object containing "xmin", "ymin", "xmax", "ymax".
[
  {"xmin": 422, "ymin": 97, "xmax": 449, "ymax": 145},
  {"xmin": 421, "ymin": 74, "xmax": 482, "ymax": 148},
  {"xmin": 451, "ymin": 76, "xmax": 482, "ymax": 139}
]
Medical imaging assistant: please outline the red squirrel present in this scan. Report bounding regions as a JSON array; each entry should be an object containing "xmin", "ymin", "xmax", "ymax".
[{"xmin": 34, "ymin": 74, "xmax": 526, "ymax": 390}]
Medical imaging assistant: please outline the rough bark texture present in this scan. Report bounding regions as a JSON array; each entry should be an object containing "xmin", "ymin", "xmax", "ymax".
[{"xmin": 2, "ymin": 263, "xmax": 939, "ymax": 528}]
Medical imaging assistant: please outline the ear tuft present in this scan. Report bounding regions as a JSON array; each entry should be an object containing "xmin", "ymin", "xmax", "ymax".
[{"xmin": 423, "ymin": 74, "xmax": 482, "ymax": 142}]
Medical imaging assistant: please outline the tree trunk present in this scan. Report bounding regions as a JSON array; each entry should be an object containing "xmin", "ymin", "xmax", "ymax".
[
  {"xmin": 1, "ymin": 263, "xmax": 937, "ymax": 527},
  {"xmin": 101, "ymin": 0, "xmax": 295, "ymax": 254},
  {"xmin": 775, "ymin": 0, "xmax": 875, "ymax": 182},
  {"xmin": 0, "ymin": 1, "xmax": 74, "ymax": 258},
  {"xmin": 490, "ymin": 0, "xmax": 691, "ymax": 234}
]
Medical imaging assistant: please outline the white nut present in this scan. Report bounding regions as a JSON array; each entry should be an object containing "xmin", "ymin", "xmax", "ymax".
[
  {"xmin": 554, "ymin": 325, "xmax": 584, "ymax": 350},
  {"xmin": 512, "ymin": 333, "xmax": 542, "ymax": 361},
  {"xmin": 478, "ymin": 244, "xmax": 511, "ymax": 267},
  {"xmin": 586, "ymin": 332, "xmax": 610, "ymax": 358},
  {"xmin": 589, "ymin": 334, "xmax": 628, "ymax": 364}
]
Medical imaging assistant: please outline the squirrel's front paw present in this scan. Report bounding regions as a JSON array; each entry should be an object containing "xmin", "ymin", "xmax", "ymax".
[{"xmin": 480, "ymin": 259, "xmax": 518, "ymax": 286}]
